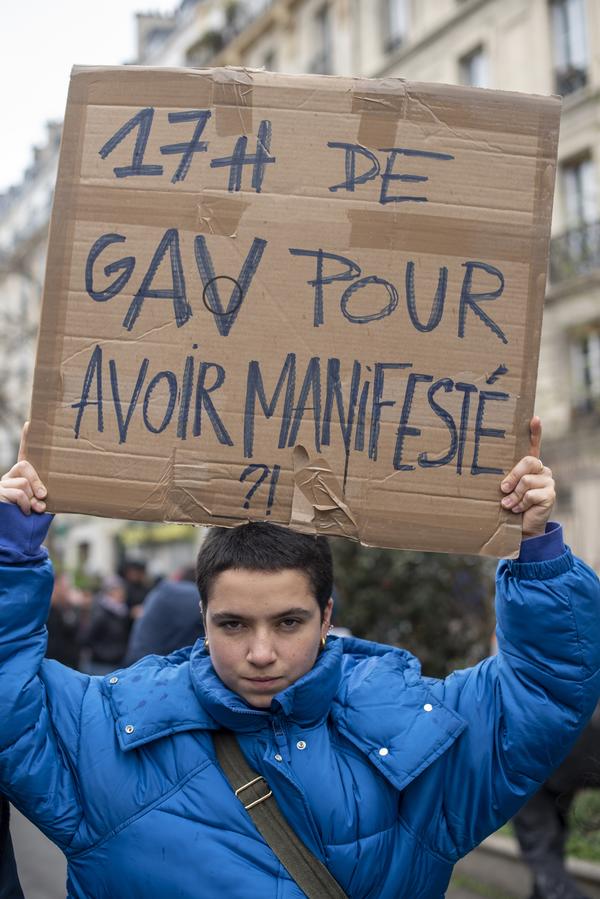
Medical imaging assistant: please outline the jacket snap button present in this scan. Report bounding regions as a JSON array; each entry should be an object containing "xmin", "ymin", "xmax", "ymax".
[
  {"xmin": 274, "ymin": 753, "xmax": 283, "ymax": 762},
  {"xmin": 296, "ymin": 741, "xmax": 307, "ymax": 750},
  {"xmin": 423, "ymin": 703, "xmax": 433, "ymax": 712},
  {"xmin": 109, "ymin": 677, "xmax": 118, "ymax": 685},
  {"xmin": 125, "ymin": 724, "xmax": 135, "ymax": 734},
  {"xmin": 378, "ymin": 747, "xmax": 389, "ymax": 757}
]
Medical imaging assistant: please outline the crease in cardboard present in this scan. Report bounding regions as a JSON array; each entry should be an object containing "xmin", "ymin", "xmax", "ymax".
[
  {"xmin": 167, "ymin": 484, "xmax": 213, "ymax": 521},
  {"xmin": 290, "ymin": 445, "xmax": 359, "ymax": 539}
]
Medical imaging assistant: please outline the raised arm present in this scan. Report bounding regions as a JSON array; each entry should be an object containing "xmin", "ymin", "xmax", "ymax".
[
  {"xmin": 0, "ymin": 428, "xmax": 86, "ymax": 848},
  {"xmin": 405, "ymin": 418, "xmax": 600, "ymax": 861}
]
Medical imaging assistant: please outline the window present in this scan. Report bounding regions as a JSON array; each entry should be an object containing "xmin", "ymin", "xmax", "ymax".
[
  {"xmin": 550, "ymin": 0, "xmax": 588, "ymax": 95},
  {"xmin": 550, "ymin": 156, "xmax": 599, "ymax": 282},
  {"xmin": 310, "ymin": 5, "xmax": 333, "ymax": 75},
  {"xmin": 263, "ymin": 50, "xmax": 276, "ymax": 71},
  {"xmin": 562, "ymin": 155, "xmax": 596, "ymax": 228},
  {"xmin": 459, "ymin": 45, "xmax": 489, "ymax": 88},
  {"xmin": 185, "ymin": 31, "xmax": 224, "ymax": 67},
  {"xmin": 550, "ymin": 155, "xmax": 598, "ymax": 282},
  {"xmin": 381, "ymin": 0, "xmax": 409, "ymax": 53},
  {"xmin": 571, "ymin": 324, "xmax": 600, "ymax": 415}
]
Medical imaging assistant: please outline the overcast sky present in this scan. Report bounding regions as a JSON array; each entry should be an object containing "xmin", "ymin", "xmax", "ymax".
[{"xmin": 2, "ymin": 0, "xmax": 179, "ymax": 193}]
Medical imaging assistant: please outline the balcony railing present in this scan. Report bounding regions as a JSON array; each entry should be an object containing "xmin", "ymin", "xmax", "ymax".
[
  {"xmin": 554, "ymin": 65, "xmax": 588, "ymax": 96},
  {"xmin": 549, "ymin": 220, "xmax": 600, "ymax": 286}
]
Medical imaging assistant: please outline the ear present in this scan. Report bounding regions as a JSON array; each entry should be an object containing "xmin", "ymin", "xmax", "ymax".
[{"xmin": 321, "ymin": 597, "xmax": 334, "ymax": 634}]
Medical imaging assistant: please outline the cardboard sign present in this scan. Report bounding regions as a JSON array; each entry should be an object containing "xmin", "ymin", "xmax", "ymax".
[{"xmin": 28, "ymin": 66, "xmax": 560, "ymax": 556}]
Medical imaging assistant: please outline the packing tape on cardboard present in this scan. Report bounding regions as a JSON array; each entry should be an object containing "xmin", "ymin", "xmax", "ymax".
[
  {"xmin": 352, "ymin": 79, "xmax": 406, "ymax": 148},
  {"xmin": 196, "ymin": 194, "xmax": 249, "ymax": 237},
  {"xmin": 290, "ymin": 445, "xmax": 359, "ymax": 539},
  {"xmin": 213, "ymin": 68, "xmax": 254, "ymax": 136},
  {"xmin": 347, "ymin": 208, "xmax": 534, "ymax": 261}
]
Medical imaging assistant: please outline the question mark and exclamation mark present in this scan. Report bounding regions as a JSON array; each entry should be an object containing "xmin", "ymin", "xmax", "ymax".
[{"xmin": 239, "ymin": 464, "xmax": 281, "ymax": 515}]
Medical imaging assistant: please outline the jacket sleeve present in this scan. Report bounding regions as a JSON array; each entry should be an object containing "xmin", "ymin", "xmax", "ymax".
[
  {"xmin": 424, "ymin": 531, "xmax": 600, "ymax": 861},
  {"xmin": 0, "ymin": 504, "xmax": 87, "ymax": 850}
]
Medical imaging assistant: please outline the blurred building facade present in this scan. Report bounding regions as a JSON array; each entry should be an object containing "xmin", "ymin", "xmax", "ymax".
[
  {"xmin": 0, "ymin": 121, "xmax": 60, "ymax": 463},
  {"xmin": 0, "ymin": 0, "xmax": 598, "ymax": 571},
  {"xmin": 134, "ymin": 0, "xmax": 600, "ymax": 572}
]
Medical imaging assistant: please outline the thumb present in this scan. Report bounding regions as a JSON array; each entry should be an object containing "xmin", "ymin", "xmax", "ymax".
[
  {"xmin": 529, "ymin": 416, "xmax": 542, "ymax": 459},
  {"xmin": 18, "ymin": 422, "xmax": 29, "ymax": 463}
]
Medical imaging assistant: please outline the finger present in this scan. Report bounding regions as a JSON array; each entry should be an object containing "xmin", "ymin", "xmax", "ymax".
[
  {"xmin": 1, "ymin": 460, "xmax": 47, "ymax": 500},
  {"xmin": 0, "ymin": 487, "xmax": 33, "ymax": 515},
  {"xmin": 501, "ymin": 469, "xmax": 552, "ymax": 506},
  {"xmin": 501, "ymin": 456, "xmax": 547, "ymax": 493},
  {"xmin": 529, "ymin": 416, "xmax": 542, "ymax": 460},
  {"xmin": 509, "ymin": 487, "xmax": 553, "ymax": 514},
  {"xmin": 0, "ymin": 477, "xmax": 34, "ymax": 499},
  {"xmin": 18, "ymin": 422, "xmax": 29, "ymax": 463}
]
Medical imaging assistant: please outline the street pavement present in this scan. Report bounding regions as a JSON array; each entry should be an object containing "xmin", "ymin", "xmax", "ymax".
[
  {"xmin": 10, "ymin": 808, "xmax": 66, "ymax": 899},
  {"xmin": 10, "ymin": 805, "xmax": 495, "ymax": 898}
]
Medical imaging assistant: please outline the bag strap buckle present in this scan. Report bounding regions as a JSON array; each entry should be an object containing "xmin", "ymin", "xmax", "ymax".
[{"xmin": 235, "ymin": 775, "xmax": 273, "ymax": 811}]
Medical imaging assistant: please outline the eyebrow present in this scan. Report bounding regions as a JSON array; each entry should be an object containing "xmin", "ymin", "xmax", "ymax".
[{"xmin": 210, "ymin": 607, "xmax": 314, "ymax": 624}]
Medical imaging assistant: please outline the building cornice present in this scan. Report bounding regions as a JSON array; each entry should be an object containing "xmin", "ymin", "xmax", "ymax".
[
  {"xmin": 212, "ymin": 0, "xmax": 304, "ymax": 65},
  {"xmin": 373, "ymin": 0, "xmax": 496, "ymax": 77}
]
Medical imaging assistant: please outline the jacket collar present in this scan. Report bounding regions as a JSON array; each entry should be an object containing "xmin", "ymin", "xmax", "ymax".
[
  {"xmin": 188, "ymin": 636, "xmax": 344, "ymax": 732},
  {"xmin": 104, "ymin": 636, "xmax": 467, "ymax": 790},
  {"xmin": 331, "ymin": 637, "xmax": 467, "ymax": 792},
  {"xmin": 105, "ymin": 638, "xmax": 345, "ymax": 750}
]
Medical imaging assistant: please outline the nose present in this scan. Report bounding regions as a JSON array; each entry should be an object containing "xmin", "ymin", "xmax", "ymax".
[{"xmin": 247, "ymin": 632, "xmax": 277, "ymax": 668}]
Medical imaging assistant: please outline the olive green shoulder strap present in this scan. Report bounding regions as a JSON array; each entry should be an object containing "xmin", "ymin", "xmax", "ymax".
[{"xmin": 213, "ymin": 730, "xmax": 348, "ymax": 899}]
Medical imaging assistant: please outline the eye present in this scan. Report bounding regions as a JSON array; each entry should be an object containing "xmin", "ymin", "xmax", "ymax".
[
  {"xmin": 278, "ymin": 618, "xmax": 302, "ymax": 630},
  {"xmin": 218, "ymin": 620, "xmax": 245, "ymax": 632}
]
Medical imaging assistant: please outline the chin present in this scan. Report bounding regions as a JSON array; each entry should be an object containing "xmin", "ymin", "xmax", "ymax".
[{"xmin": 243, "ymin": 692, "xmax": 275, "ymax": 709}]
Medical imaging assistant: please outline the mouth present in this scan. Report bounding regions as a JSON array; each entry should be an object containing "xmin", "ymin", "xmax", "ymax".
[{"xmin": 243, "ymin": 677, "xmax": 283, "ymax": 690}]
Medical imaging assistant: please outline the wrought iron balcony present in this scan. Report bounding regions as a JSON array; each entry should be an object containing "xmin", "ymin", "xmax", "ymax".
[{"xmin": 549, "ymin": 220, "xmax": 600, "ymax": 286}]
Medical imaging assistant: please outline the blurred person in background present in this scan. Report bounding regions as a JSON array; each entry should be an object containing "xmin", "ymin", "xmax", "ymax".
[
  {"xmin": 118, "ymin": 559, "xmax": 149, "ymax": 618},
  {"xmin": 46, "ymin": 572, "xmax": 90, "ymax": 669},
  {"xmin": 0, "ymin": 798, "xmax": 23, "ymax": 899},
  {"xmin": 81, "ymin": 574, "xmax": 131, "ymax": 675},
  {"xmin": 513, "ymin": 702, "xmax": 600, "ymax": 899},
  {"xmin": 125, "ymin": 566, "xmax": 204, "ymax": 665}
]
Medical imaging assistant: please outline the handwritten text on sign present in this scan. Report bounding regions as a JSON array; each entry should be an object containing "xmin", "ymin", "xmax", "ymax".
[
  {"xmin": 75, "ymin": 105, "xmax": 510, "ymax": 518},
  {"xmin": 31, "ymin": 66, "xmax": 559, "ymax": 554}
]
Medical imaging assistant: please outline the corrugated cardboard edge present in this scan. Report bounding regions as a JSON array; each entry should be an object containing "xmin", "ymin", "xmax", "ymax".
[{"xmin": 514, "ymin": 94, "xmax": 561, "ymax": 462}]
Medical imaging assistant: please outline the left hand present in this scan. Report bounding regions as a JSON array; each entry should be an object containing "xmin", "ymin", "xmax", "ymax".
[{"xmin": 500, "ymin": 416, "xmax": 555, "ymax": 540}]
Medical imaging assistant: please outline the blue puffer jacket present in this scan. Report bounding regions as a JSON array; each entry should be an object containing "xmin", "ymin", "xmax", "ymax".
[{"xmin": 1, "ymin": 506, "xmax": 600, "ymax": 899}]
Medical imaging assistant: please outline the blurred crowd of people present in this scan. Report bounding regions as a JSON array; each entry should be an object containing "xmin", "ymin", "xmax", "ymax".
[{"xmin": 46, "ymin": 558, "xmax": 204, "ymax": 675}]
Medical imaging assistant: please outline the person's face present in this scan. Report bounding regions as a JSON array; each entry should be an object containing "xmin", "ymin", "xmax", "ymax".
[{"xmin": 204, "ymin": 568, "xmax": 333, "ymax": 709}]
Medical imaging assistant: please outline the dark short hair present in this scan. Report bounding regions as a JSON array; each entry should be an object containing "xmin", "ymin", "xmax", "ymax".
[{"xmin": 196, "ymin": 522, "xmax": 333, "ymax": 615}]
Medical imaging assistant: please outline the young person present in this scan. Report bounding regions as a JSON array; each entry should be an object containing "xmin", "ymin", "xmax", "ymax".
[{"xmin": 0, "ymin": 419, "xmax": 598, "ymax": 898}]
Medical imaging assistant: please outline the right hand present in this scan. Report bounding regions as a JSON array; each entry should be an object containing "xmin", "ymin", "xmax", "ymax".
[{"xmin": 0, "ymin": 423, "xmax": 47, "ymax": 515}]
